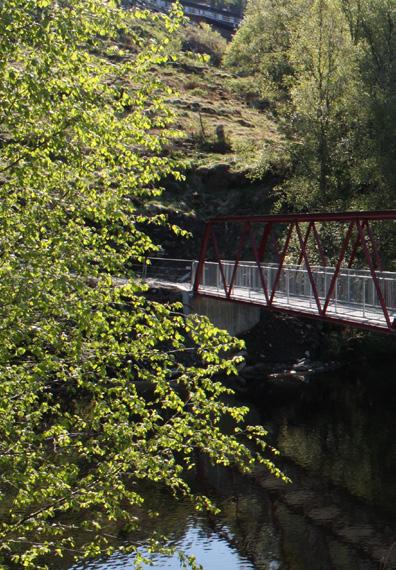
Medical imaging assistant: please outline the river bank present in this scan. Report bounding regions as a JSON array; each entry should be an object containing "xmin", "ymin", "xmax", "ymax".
[{"xmin": 148, "ymin": 284, "xmax": 396, "ymax": 403}]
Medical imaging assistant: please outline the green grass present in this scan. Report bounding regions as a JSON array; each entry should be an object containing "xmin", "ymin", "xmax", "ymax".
[{"xmin": 161, "ymin": 54, "xmax": 280, "ymax": 171}]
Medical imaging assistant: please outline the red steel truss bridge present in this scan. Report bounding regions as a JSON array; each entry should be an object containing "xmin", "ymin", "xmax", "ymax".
[{"xmin": 190, "ymin": 211, "xmax": 396, "ymax": 334}]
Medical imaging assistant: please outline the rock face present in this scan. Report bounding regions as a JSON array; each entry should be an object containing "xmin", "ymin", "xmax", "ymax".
[{"xmin": 194, "ymin": 162, "xmax": 250, "ymax": 193}]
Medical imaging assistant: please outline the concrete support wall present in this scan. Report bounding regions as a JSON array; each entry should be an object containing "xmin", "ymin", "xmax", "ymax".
[{"xmin": 183, "ymin": 292, "xmax": 261, "ymax": 336}]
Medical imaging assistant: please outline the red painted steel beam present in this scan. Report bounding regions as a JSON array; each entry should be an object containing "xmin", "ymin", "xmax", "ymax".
[
  {"xmin": 365, "ymin": 220, "xmax": 384, "ymax": 271},
  {"xmin": 297, "ymin": 222, "xmax": 313, "ymax": 266},
  {"xmin": 322, "ymin": 221, "xmax": 355, "ymax": 314},
  {"xmin": 257, "ymin": 223, "xmax": 273, "ymax": 261},
  {"xmin": 356, "ymin": 220, "xmax": 392, "ymax": 329},
  {"xmin": 295, "ymin": 222, "xmax": 322, "ymax": 312},
  {"xmin": 193, "ymin": 222, "xmax": 212, "ymax": 293},
  {"xmin": 269, "ymin": 222, "xmax": 295, "ymax": 305},
  {"xmin": 348, "ymin": 220, "xmax": 385, "ymax": 271},
  {"xmin": 211, "ymin": 227, "xmax": 229, "ymax": 296},
  {"xmin": 249, "ymin": 223, "xmax": 270, "ymax": 303},
  {"xmin": 347, "ymin": 222, "xmax": 362, "ymax": 268},
  {"xmin": 226, "ymin": 221, "xmax": 250, "ymax": 298},
  {"xmin": 207, "ymin": 210, "xmax": 396, "ymax": 224},
  {"xmin": 297, "ymin": 221, "xmax": 328, "ymax": 267},
  {"xmin": 312, "ymin": 222, "xmax": 328, "ymax": 267}
]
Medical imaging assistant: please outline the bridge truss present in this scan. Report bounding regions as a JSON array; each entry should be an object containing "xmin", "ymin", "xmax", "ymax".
[{"xmin": 193, "ymin": 211, "xmax": 396, "ymax": 333}]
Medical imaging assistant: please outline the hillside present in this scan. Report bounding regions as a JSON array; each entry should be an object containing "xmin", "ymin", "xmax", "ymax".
[
  {"xmin": 146, "ymin": 50, "xmax": 280, "ymax": 257},
  {"xmin": 145, "ymin": 38, "xmax": 283, "ymax": 255},
  {"xmin": 152, "ymin": 20, "xmax": 282, "ymax": 213}
]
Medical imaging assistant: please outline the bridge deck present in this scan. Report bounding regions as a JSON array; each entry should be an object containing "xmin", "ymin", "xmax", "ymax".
[
  {"xmin": 141, "ymin": 257, "xmax": 396, "ymax": 333},
  {"xmin": 198, "ymin": 285, "xmax": 389, "ymax": 330},
  {"xmin": 196, "ymin": 261, "xmax": 396, "ymax": 332}
]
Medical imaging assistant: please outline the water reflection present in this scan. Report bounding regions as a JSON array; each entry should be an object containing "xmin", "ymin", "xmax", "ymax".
[
  {"xmin": 72, "ymin": 515, "xmax": 256, "ymax": 570},
  {"xmin": 273, "ymin": 365, "xmax": 396, "ymax": 518},
  {"xmin": 65, "ymin": 365, "xmax": 396, "ymax": 569}
]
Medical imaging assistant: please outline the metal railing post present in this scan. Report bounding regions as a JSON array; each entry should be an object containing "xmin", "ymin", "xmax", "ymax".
[
  {"xmin": 324, "ymin": 269, "xmax": 327, "ymax": 304},
  {"xmin": 193, "ymin": 222, "xmax": 212, "ymax": 293},
  {"xmin": 191, "ymin": 261, "xmax": 198, "ymax": 287},
  {"xmin": 347, "ymin": 269, "xmax": 350, "ymax": 304},
  {"xmin": 286, "ymin": 268, "xmax": 290, "ymax": 304}
]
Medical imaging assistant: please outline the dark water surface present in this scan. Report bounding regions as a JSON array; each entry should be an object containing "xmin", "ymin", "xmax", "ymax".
[{"xmin": 69, "ymin": 365, "xmax": 396, "ymax": 570}]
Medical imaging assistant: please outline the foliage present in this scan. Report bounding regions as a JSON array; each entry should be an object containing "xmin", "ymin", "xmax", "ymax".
[
  {"xmin": 280, "ymin": 0, "xmax": 369, "ymax": 209},
  {"xmin": 208, "ymin": 0, "xmax": 245, "ymax": 15},
  {"xmin": 182, "ymin": 22, "xmax": 228, "ymax": 66},
  {"xmin": 225, "ymin": 0, "xmax": 396, "ymax": 212},
  {"xmin": 224, "ymin": 0, "xmax": 306, "ymax": 105},
  {"xmin": 0, "ymin": 1, "xmax": 283, "ymax": 568}
]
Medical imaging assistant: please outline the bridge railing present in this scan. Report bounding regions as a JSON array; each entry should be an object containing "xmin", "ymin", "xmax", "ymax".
[
  {"xmin": 133, "ymin": 257, "xmax": 196, "ymax": 285},
  {"xmin": 198, "ymin": 261, "xmax": 396, "ymax": 323},
  {"xmin": 192, "ymin": 211, "xmax": 396, "ymax": 331}
]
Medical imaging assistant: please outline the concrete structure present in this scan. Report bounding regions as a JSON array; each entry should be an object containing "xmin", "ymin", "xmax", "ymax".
[
  {"xmin": 186, "ymin": 291, "xmax": 261, "ymax": 336},
  {"xmin": 134, "ymin": 0, "xmax": 241, "ymax": 29}
]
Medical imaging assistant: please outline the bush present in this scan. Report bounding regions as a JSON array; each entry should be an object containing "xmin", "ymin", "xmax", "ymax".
[{"xmin": 182, "ymin": 22, "xmax": 228, "ymax": 66}]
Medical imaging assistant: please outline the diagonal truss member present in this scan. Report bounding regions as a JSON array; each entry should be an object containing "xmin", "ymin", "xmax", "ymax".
[{"xmin": 193, "ymin": 211, "xmax": 396, "ymax": 333}]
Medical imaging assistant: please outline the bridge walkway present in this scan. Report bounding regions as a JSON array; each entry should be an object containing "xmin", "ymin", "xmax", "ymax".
[
  {"xmin": 197, "ymin": 261, "xmax": 396, "ymax": 332},
  {"xmin": 140, "ymin": 255, "xmax": 396, "ymax": 333}
]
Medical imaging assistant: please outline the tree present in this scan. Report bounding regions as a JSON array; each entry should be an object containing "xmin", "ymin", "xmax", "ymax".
[
  {"xmin": 281, "ymin": 0, "xmax": 369, "ymax": 210},
  {"xmin": 343, "ymin": 0, "xmax": 396, "ymax": 201},
  {"xmin": 224, "ymin": 0, "xmax": 309, "ymax": 105},
  {"xmin": 225, "ymin": 0, "xmax": 396, "ymax": 212},
  {"xmin": 0, "ymin": 1, "xmax": 282, "ymax": 568},
  {"xmin": 279, "ymin": 0, "xmax": 396, "ymax": 211}
]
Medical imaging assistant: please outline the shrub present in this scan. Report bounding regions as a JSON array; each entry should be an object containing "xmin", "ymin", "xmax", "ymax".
[{"xmin": 182, "ymin": 22, "xmax": 228, "ymax": 66}]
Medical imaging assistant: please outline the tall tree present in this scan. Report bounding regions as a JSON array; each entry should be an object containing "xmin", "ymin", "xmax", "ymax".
[
  {"xmin": 225, "ymin": 0, "xmax": 396, "ymax": 211},
  {"xmin": 224, "ymin": 0, "xmax": 308, "ymax": 105},
  {"xmin": 0, "ymin": 1, "xmax": 281, "ymax": 567},
  {"xmin": 281, "ymin": 0, "xmax": 368, "ymax": 209},
  {"xmin": 344, "ymin": 0, "xmax": 396, "ymax": 198}
]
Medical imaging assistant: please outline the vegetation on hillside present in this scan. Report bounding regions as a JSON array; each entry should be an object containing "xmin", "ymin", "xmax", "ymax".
[
  {"xmin": 0, "ymin": 2, "xmax": 283, "ymax": 568},
  {"xmin": 225, "ymin": 0, "xmax": 396, "ymax": 212},
  {"xmin": 143, "ymin": 23, "xmax": 282, "ymax": 224},
  {"xmin": 182, "ymin": 22, "xmax": 227, "ymax": 65},
  {"xmin": 162, "ymin": 57, "xmax": 279, "ymax": 169}
]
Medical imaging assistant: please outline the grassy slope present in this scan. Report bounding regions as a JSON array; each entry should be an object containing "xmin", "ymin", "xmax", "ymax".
[
  {"xmin": 140, "ymin": 21, "xmax": 282, "ymax": 256},
  {"xmin": 155, "ymin": 48, "xmax": 282, "ymax": 221},
  {"xmin": 163, "ymin": 58, "xmax": 278, "ymax": 170}
]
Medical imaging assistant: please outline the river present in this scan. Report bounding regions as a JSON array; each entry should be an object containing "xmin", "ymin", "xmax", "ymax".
[{"xmin": 67, "ymin": 363, "xmax": 395, "ymax": 570}]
